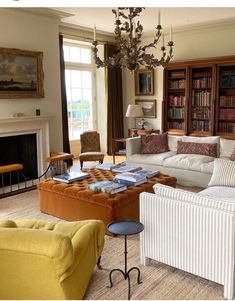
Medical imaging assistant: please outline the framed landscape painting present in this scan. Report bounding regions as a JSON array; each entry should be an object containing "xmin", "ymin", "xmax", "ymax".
[
  {"xmin": 134, "ymin": 68, "xmax": 154, "ymax": 96},
  {"xmin": 0, "ymin": 47, "xmax": 44, "ymax": 98},
  {"xmin": 135, "ymin": 99, "xmax": 157, "ymax": 118}
]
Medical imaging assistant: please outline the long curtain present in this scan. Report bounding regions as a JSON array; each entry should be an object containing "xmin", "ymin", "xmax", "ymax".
[
  {"xmin": 59, "ymin": 34, "xmax": 72, "ymax": 165},
  {"xmin": 105, "ymin": 44, "xmax": 124, "ymax": 155}
]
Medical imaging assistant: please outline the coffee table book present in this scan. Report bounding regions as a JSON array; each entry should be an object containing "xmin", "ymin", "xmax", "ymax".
[
  {"xmin": 53, "ymin": 171, "xmax": 89, "ymax": 183},
  {"xmin": 113, "ymin": 177, "xmax": 147, "ymax": 186},
  {"xmin": 135, "ymin": 169, "xmax": 160, "ymax": 178},
  {"xmin": 88, "ymin": 180, "xmax": 127, "ymax": 194},
  {"xmin": 112, "ymin": 165, "xmax": 142, "ymax": 173},
  {"xmin": 96, "ymin": 162, "xmax": 120, "ymax": 170}
]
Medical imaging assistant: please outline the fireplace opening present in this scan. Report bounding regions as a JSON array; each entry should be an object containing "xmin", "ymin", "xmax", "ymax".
[{"xmin": 0, "ymin": 133, "xmax": 38, "ymax": 186}]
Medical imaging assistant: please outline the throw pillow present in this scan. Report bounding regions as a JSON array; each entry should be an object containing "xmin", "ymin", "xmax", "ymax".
[
  {"xmin": 177, "ymin": 141, "xmax": 217, "ymax": 157},
  {"xmin": 220, "ymin": 138, "xmax": 235, "ymax": 158},
  {"xmin": 182, "ymin": 135, "xmax": 220, "ymax": 155},
  {"xmin": 140, "ymin": 132, "xmax": 168, "ymax": 154},
  {"xmin": 230, "ymin": 148, "xmax": 235, "ymax": 161},
  {"xmin": 208, "ymin": 158, "xmax": 235, "ymax": 187}
]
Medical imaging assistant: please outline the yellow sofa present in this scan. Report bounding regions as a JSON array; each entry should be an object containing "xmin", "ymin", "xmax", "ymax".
[{"xmin": 0, "ymin": 219, "xmax": 105, "ymax": 300}]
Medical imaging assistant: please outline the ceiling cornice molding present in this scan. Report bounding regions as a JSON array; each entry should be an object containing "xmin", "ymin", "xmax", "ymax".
[
  {"xmin": 59, "ymin": 22, "xmax": 115, "ymax": 43},
  {"xmin": 143, "ymin": 16, "xmax": 235, "ymax": 38}
]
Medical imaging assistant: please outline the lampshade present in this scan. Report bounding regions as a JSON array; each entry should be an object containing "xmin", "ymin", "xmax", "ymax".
[{"xmin": 125, "ymin": 104, "xmax": 143, "ymax": 118}]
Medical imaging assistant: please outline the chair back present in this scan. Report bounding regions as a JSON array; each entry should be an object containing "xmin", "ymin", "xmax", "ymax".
[{"xmin": 80, "ymin": 131, "xmax": 101, "ymax": 153}]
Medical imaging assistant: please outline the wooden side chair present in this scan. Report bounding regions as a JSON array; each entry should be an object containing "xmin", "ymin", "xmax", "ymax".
[{"xmin": 79, "ymin": 131, "xmax": 105, "ymax": 169}]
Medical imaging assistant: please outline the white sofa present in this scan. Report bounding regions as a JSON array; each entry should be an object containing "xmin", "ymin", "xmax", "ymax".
[
  {"xmin": 140, "ymin": 183, "xmax": 235, "ymax": 299},
  {"xmin": 126, "ymin": 135, "xmax": 235, "ymax": 187}
]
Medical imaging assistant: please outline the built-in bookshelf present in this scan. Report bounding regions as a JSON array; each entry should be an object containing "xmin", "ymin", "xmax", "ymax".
[
  {"xmin": 162, "ymin": 55, "xmax": 235, "ymax": 138},
  {"xmin": 217, "ymin": 66, "xmax": 235, "ymax": 136},
  {"xmin": 189, "ymin": 67, "xmax": 213, "ymax": 134},
  {"xmin": 165, "ymin": 68, "xmax": 187, "ymax": 134}
]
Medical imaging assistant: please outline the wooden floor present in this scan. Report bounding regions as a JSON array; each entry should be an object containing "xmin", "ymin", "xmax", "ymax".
[{"xmin": 0, "ymin": 156, "xmax": 224, "ymax": 300}]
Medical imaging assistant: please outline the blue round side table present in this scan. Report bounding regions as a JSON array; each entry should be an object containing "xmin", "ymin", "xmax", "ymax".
[{"xmin": 107, "ymin": 220, "xmax": 144, "ymax": 300}]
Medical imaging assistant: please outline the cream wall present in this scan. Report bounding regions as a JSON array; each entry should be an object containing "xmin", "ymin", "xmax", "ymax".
[
  {"xmin": 122, "ymin": 22, "xmax": 235, "ymax": 136},
  {"xmin": 0, "ymin": 9, "xmax": 63, "ymax": 151}
]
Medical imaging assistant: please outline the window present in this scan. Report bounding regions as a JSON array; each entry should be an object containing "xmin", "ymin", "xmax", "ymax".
[{"xmin": 63, "ymin": 41, "xmax": 95, "ymax": 140}]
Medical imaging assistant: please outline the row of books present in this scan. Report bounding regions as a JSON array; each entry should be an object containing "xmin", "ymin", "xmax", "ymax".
[
  {"xmin": 168, "ymin": 79, "xmax": 185, "ymax": 89},
  {"xmin": 219, "ymin": 108, "xmax": 235, "ymax": 120},
  {"xmin": 167, "ymin": 121, "xmax": 185, "ymax": 130},
  {"xmin": 169, "ymin": 70, "xmax": 186, "ymax": 78},
  {"xmin": 169, "ymin": 95, "xmax": 186, "ymax": 107},
  {"xmin": 192, "ymin": 91, "xmax": 211, "ymax": 107},
  {"xmin": 218, "ymin": 122, "xmax": 235, "ymax": 133},
  {"xmin": 220, "ymin": 95, "xmax": 235, "ymax": 107},
  {"xmin": 191, "ymin": 107, "xmax": 211, "ymax": 120},
  {"xmin": 168, "ymin": 107, "xmax": 185, "ymax": 119},
  {"xmin": 192, "ymin": 77, "xmax": 212, "ymax": 89},
  {"xmin": 191, "ymin": 120, "xmax": 210, "ymax": 132},
  {"xmin": 220, "ymin": 75, "xmax": 235, "ymax": 88}
]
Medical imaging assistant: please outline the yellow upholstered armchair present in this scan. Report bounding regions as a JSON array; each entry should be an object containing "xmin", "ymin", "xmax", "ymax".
[
  {"xmin": 0, "ymin": 219, "xmax": 105, "ymax": 300},
  {"xmin": 79, "ymin": 131, "xmax": 105, "ymax": 169}
]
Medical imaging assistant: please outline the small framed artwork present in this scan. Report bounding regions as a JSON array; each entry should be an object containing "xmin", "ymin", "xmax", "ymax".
[
  {"xmin": 0, "ymin": 47, "xmax": 44, "ymax": 98},
  {"xmin": 134, "ymin": 68, "xmax": 154, "ymax": 96},
  {"xmin": 135, "ymin": 99, "xmax": 157, "ymax": 118}
]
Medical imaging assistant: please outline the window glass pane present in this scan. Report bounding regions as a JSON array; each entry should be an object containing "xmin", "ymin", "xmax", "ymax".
[
  {"xmin": 70, "ymin": 70, "xmax": 81, "ymax": 88},
  {"xmin": 71, "ymin": 88, "xmax": 82, "ymax": 102},
  {"xmin": 63, "ymin": 45, "xmax": 70, "ymax": 62},
  {"xmin": 70, "ymin": 46, "xmax": 81, "ymax": 63},
  {"xmin": 82, "ymin": 89, "xmax": 92, "ymax": 102},
  {"xmin": 81, "ymin": 48, "xmax": 91, "ymax": 64},
  {"xmin": 65, "ymin": 70, "xmax": 71, "ymax": 88},
  {"xmin": 66, "ymin": 88, "xmax": 72, "ymax": 102},
  {"xmin": 81, "ymin": 71, "xmax": 92, "ymax": 89}
]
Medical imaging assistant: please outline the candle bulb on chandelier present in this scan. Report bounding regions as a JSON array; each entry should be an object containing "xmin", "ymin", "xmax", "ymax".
[
  {"xmin": 162, "ymin": 33, "xmax": 165, "ymax": 47},
  {"xmin": 133, "ymin": 21, "xmax": 136, "ymax": 37},
  {"xmin": 116, "ymin": 8, "xmax": 119, "ymax": 20},
  {"xmin": 94, "ymin": 24, "xmax": 96, "ymax": 41},
  {"xmin": 170, "ymin": 25, "xmax": 172, "ymax": 41},
  {"xmin": 158, "ymin": 10, "xmax": 161, "ymax": 25}
]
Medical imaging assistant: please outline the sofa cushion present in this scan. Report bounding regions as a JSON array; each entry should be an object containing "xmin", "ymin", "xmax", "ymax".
[
  {"xmin": 128, "ymin": 151, "xmax": 176, "ymax": 165},
  {"xmin": 140, "ymin": 133, "xmax": 168, "ymax": 154},
  {"xmin": 199, "ymin": 186, "xmax": 235, "ymax": 200},
  {"xmin": 200, "ymin": 161, "xmax": 214, "ymax": 174},
  {"xmin": 163, "ymin": 153, "xmax": 214, "ymax": 172},
  {"xmin": 153, "ymin": 183, "xmax": 235, "ymax": 212},
  {"xmin": 177, "ymin": 141, "xmax": 217, "ymax": 157},
  {"xmin": 208, "ymin": 158, "xmax": 235, "ymax": 187},
  {"xmin": 230, "ymin": 148, "xmax": 235, "ymax": 161},
  {"xmin": 168, "ymin": 135, "xmax": 183, "ymax": 152},
  {"xmin": 182, "ymin": 135, "xmax": 220, "ymax": 155},
  {"xmin": 220, "ymin": 138, "xmax": 235, "ymax": 158}
]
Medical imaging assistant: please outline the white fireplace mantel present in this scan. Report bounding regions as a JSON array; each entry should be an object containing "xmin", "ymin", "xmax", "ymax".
[{"xmin": 0, "ymin": 115, "xmax": 53, "ymax": 175}]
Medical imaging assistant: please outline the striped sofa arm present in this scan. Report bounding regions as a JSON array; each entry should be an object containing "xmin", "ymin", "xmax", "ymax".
[{"xmin": 140, "ymin": 191, "xmax": 235, "ymax": 300}]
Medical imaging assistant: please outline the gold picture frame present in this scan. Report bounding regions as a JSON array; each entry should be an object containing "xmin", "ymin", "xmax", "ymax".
[
  {"xmin": 0, "ymin": 47, "xmax": 44, "ymax": 98},
  {"xmin": 135, "ymin": 99, "xmax": 157, "ymax": 118},
  {"xmin": 134, "ymin": 68, "xmax": 154, "ymax": 96}
]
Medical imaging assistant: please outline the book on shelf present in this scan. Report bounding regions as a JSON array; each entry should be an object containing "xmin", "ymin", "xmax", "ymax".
[
  {"xmin": 170, "ymin": 70, "xmax": 186, "ymax": 77},
  {"xmin": 53, "ymin": 171, "xmax": 89, "ymax": 183},
  {"xmin": 220, "ymin": 95, "xmax": 235, "ymax": 107},
  {"xmin": 135, "ymin": 168, "xmax": 159, "ymax": 178},
  {"xmin": 219, "ymin": 108, "xmax": 235, "ymax": 120},
  {"xmin": 169, "ymin": 95, "xmax": 186, "ymax": 107},
  {"xmin": 169, "ymin": 79, "xmax": 185, "ymax": 89},
  {"xmin": 96, "ymin": 162, "xmax": 120, "ymax": 170},
  {"xmin": 88, "ymin": 180, "xmax": 127, "ymax": 194},
  {"xmin": 192, "ymin": 77, "xmax": 211, "ymax": 89},
  {"xmin": 112, "ymin": 165, "xmax": 142, "ymax": 173}
]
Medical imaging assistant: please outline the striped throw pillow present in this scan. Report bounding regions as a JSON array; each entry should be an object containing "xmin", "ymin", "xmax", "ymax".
[{"xmin": 208, "ymin": 158, "xmax": 235, "ymax": 187}]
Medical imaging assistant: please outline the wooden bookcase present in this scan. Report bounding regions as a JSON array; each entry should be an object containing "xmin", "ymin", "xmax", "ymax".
[{"xmin": 163, "ymin": 55, "xmax": 235, "ymax": 138}]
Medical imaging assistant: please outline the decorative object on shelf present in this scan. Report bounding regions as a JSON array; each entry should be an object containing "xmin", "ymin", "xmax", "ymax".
[
  {"xmin": 0, "ymin": 47, "xmax": 44, "ymax": 98},
  {"xmin": 135, "ymin": 99, "xmax": 156, "ymax": 118},
  {"xmin": 138, "ymin": 118, "xmax": 148, "ymax": 130},
  {"xmin": 135, "ymin": 68, "xmax": 154, "ymax": 95},
  {"xmin": 125, "ymin": 104, "xmax": 144, "ymax": 137},
  {"xmin": 92, "ymin": 8, "xmax": 174, "ymax": 71}
]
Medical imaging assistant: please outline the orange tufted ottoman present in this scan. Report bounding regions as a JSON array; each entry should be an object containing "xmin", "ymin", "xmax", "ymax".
[{"xmin": 37, "ymin": 169, "xmax": 176, "ymax": 229}]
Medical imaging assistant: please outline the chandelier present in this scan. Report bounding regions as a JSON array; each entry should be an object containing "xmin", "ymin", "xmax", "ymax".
[{"xmin": 92, "ymin": 7, "xmax": 174, "ymax": 71}]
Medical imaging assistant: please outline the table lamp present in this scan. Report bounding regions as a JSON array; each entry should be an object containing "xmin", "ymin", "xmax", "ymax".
[{"xmin": 125, "ymin": 104, "xmax": 144, "ymax": 137}]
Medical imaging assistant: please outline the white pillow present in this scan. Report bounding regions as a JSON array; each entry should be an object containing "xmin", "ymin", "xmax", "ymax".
[
  {"xmin": 220, "ymin": 138, "xmax": 235, "ymax": 158},
  {"xmin": 208, "ymin": 158, "xmax": 235, "ymax": 187},
  {"xmin": 182, "ymin": 136, "xmax": 220, "ymax": 156},
  {"xmin": 168, "ymin": 135, "xmax": 183, "ymax": 152}
]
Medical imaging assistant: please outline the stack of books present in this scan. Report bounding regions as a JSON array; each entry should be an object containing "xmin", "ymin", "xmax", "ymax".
[
  {"xmin": 96, "ymin": 162, "xmax": 120, "ymax": 170},
  {"xmin": 114, "ymin": 172, "xmax": 147, "ymax": 186},
  {"xmin": 112, "ymin": 165, "xmax": 142, "ymax": 173},
  {"xmin": 53, "ymin": 171, "xmax": 89, "ymax": 183},
  {"xmin": 88, "ymin": 180, "xmax": 127, "ymax": 194},
  {"xmin": 135, "ymin": 168, "xmax": 160, "ymax": 178}
]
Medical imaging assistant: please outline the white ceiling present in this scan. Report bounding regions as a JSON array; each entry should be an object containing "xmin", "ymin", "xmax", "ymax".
[{"xmin": 57, "ymin": 7, "xmax": 235, "ymax": 33}]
